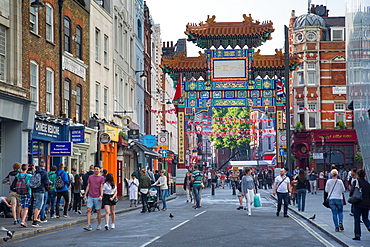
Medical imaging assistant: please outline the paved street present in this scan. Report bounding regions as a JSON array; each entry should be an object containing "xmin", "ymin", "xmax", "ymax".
[{"xmin": 0, "ymin": 187, "xmax": 346, "ymax": 247}]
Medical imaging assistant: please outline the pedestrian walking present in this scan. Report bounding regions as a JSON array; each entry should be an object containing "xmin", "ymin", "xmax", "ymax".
[
  {"xmin": 192, "ymin": 165, "xmax": 202, "ymax": 209},
  {"xmin": 30, "ymin": 161, "xmax": 50, "ymax": 227},
  {"xmin": 47, "ymin": 166, "xmax": 57, "ymax": 218},
  {"xmin": 83, "ymin": 165, "xmax": 105, "ymax": 231},
  {"xmin": 16, "ymin": 164, "xmax": 32, "ymax": 228},
  {"xmin": 139, "ymin": 169, "xmax": 151, "ymax": 213},
  {"xmin": 183, "ymin": 172, "xmax": 193, "ymax": 203},
  {"xmin": 55, "ymin": 163, "xmax": 70, "ymax": 218},
  {"xmin": 351, "ymin": 169, "xmax": 370, "ymax": 241},
  {"xmin": 266, "ymin": 170, "xmax": 273, "ymax": 189},
  {"xmin": 325, "ymin": 169, "xmax": 345, "ymax": 232},
  {"xmin": 103, "ymin": 173, "xmax": 117, "ymax": 230},
  {"xmin": 152, "ymin": 169, "xmax": 168, "ymax": 210},
  {"xmin": 220, "ymin": 172, "xmax": 226, "ymax": 189},
  {"xmin": 305, "ymin": 167, "xmax": 311, "ymax": 192},
  {"xmin": 128, "ymin": 174, "xmax": 139, "ymax": 207},
  {"xmin": 64, "ymin": 166, "xmax": 74, "ymax": 212},
  {"xmin": 72, "ymin": 174, "xmax": 82, "ymax": 214},
  {"xmin": 308, "ymin": 167, "xmax": 318, "ymax": 194},
  {"xmin": 273, "ymin": 168, "xmax": 291, "ymax": 217},
  {"xmin": 241, "ymin": 167, "xmax": 257, "ymax": 216},
  {"xmin": 2, "ymin": 162, "xmax": 21, "ymax": 225},
  {"xmin": 291, "ymin": 174, "xmax": 298, "ymax": 206},
  {"xmin": 295, "ymin": 169, "xmax": 307, "ymax": 212}
]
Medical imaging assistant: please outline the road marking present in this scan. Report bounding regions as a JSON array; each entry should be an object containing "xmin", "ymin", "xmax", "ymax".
[
  {"xmin": 140, "ymin": 236, "xmax": 160, "ymax": 247},
  {"xmin": 194, "ymin": 210, "xmax": 207, "ymax": 217},
  {"xmin": 170, "ymin": 220, "xmax": 189, "ymax": 231},
  {"xmin": 266, "ymin": 197, "xmax": 335, "ymax": 247}
]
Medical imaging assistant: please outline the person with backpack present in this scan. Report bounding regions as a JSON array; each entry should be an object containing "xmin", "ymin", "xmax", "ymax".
[
  {"xmin": 2, "ymin": 162, "xmax": 21, "ymax": 225},
  {"xmin": 15, "ymin": 164, "xmax": 32, "ymax": 228},
  {"xmin": 55, "ymin": 163, "xmax": 70, "ymax": 218},
  {"xmin": 29, "ymin": 161, "xmax": 50, "ymax": 227},
  {"xmin": 47, "ymin": 166, "xmax": 57, "ymax": 218}
]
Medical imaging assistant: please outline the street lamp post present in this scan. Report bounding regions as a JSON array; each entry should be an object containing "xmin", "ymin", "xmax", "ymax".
[{"xmin": 319, "ymin": 135, "xmax": 330, "ymax": 180}]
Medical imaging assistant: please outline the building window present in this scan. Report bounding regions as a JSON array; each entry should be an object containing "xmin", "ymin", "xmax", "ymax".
[
  {"xmin": 332, "ymin": 28, "xmax": 344, "ymax": 41},
  {"xmin": 306, "ymin": 31, "xmax": 317, "ymax": 41},
  {"xmin": 95, "ymin": 28, "xmax": 100, "ymax": 62},
  {"xmin": 76, "ymin": 25, "xmax": 82, "ymax": 59},
  {"xmin": 137, "ymin": 19, "xmax": 142, "ymax": 41},
  {"xmin": 0, "ymin": 26, "xmax": 5, "ymax": 82},
  {"xmin": 104, "ymin": 35, "xmax": 108, "ymax": 67},
  {"xmin": 104, "ymin": 87, "xmax": 108, "ymax": 117},
  {"xmin": 335, "ymin": 103, "xmax": 346, "ymax": 125},
  {"xmin": 308, "ymin": 104, "xmax": 317, "ymax": 129},
  {"xmin": 307, "ymin": 63, "xmax": 316, "ymax": 85},
  {"xmin": 30, "ymin": 61, "xmax": 39, "ymax": 109},
  {"xmin": 95, "ymin": 82, "xmax": 100, "ymax": 114},
  {"xmin": 297, "ymin": 71, "xmax": 304, "ymax": 85},
  {"xmin": 30, "ymin": 6, "xmax": 38, "ymax": 33},
  {"xmin": 46, "ymin": 68, "xmax": 54, "ymax": 114},
  {"xmin": 64, "ymin": 17, "xmax": 71, "ymax": 52},
  {"xmin": 76, "ymin": 85, "xmax": 82, "ymax": 122},
  {"xmin": 45, "ymin": 3, "xmax": 54, "ymax": 42},
  {"xmin": 64, "ymin": 79, "xmax": 70, "ymax": 118}
]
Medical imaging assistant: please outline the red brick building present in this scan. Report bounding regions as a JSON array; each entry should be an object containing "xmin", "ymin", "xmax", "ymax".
[{"xmin": 289, "ymin": 5, "xmax": 350, "ymax": 130}]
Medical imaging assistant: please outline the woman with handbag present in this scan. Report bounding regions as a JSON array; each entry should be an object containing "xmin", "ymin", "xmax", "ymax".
[
  {"xmin": 102, "ymin": 173, "xmax": 117, "ymax": 230},
  {"xmin": 351, "ymin": 169, "xmax": 370, "ymax": 241},
  {"xmin": 325, "ymin": 169, "xmax": 345, "ymax": 232}
]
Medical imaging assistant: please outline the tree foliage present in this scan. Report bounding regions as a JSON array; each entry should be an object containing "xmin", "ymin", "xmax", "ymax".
[{"xmin": 209, "ymin": 107, "xmax": 250, "ymax": 152}]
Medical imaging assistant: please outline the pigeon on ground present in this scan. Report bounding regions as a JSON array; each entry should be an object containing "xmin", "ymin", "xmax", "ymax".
[
  {"xmin": 309, "ymin": 214, "xmax": 316, "ymax": 220},
  {"xmin": 169, "ymin": 213, "xmax": 174, "ymax": 219},
  {"xmin": 0, "ymin": 227, "xmax": 14, "ymax": 239}
]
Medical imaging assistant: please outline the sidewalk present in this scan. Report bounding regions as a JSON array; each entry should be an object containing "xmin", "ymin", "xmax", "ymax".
[
  {"xmin": 273, "ymin": 189, "xmax": 370, "ymax": 247},
  {"xmin": 0, "ymin": 195, "xmax": 176, "ymax": 241}
]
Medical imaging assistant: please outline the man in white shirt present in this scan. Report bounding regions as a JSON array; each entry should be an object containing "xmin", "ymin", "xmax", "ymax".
[{"xmin": 273, "ymin": 168, "xmax": 291, "ymax": 217}]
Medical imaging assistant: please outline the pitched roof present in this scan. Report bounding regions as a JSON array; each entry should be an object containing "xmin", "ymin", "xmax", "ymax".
[
  {"xmin": 161, "ymin": 52, "xmax": 207, "ymax": 71},
  {"xmin": 185, "ymin": 14, "xmax": 274, "ymax": 38},
  {"xmin": 253, "ymin": 49, "xmax": 301, "ymax": 69}
]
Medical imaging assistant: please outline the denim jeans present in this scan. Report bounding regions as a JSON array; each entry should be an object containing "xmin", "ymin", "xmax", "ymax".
[
  {"xmin": 193, "ymin": 185, "xmax": 202, "ymax": 208},
  {"xmin": 297, "ymin": 189, "xmax": 306, "ymax": 211},
  {"xmin": 277, "ymin": 192, "xmax": 289, "ymax": 215},
  {"xmin": 353, "ymin": 205, "xmax": 370, "ymax": 237},
  {"xmin": 40, "ymin": 191, "xmax": 49, "ymax": 219},
  {"xmin": 161, "ymin": 189, "xmax": 168, "ymax": 209},
  {"xmin": 33, "ymin": 192, "xmax": 45, "ymax": 209},
  {"xmin": 48, "ymin": 191, "xmax": 56, "ymax": 217},
  {"xmin": 329, "ymin": 199, "xmax": 343, "ymax": 227}
]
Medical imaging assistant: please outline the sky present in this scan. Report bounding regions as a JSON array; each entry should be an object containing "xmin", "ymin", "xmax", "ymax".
[{"xmin": 146, "ymin": 0, "xmax": 346, "ymax": 56}]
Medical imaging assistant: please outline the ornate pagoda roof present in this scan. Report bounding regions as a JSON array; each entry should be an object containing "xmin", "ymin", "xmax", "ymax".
[
  {"xmin": 185, "ymin": 14, "xmax": 274, "ymax": 49},
  {"xmin": 253, "ymin": 49, "xmax": 301, "ymax": 71},
  {"xmin": 161, "ymin": 52, "xmax": 207, "ymax": 72}
]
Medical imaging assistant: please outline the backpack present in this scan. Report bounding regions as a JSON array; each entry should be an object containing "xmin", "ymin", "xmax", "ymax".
[
  {"xmin": 15, "ymin": 175, "xmax": 28, "ymax": 195},
  {"xmin": 55, "ymin": 172, "xmax": 65, "ymax": 190},
  {"xmin": 30, "ymin": 172, "xmax": 42, "ymax": 189}
]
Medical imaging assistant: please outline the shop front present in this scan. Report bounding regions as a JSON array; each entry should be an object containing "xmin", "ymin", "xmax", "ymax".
[
  {"xmin": 0, "ymin": 93, "xmax": 36, "ymax": 196},
  {"xmin": 66, "ymin": 125, "xmax": 97, "ymax": 174},
  {"xmin": 30, "ymin": 117, "xmax": 70, "ymax": 170}
]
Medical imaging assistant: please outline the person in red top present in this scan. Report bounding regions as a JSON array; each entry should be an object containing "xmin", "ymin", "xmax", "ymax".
[
  {"xmin": 221, "ymin": 173, "xmax": 226, "ymax": 189},
  {"xmin": 83, "ymin": 165, "xmax": 105, "ymax": 231}
]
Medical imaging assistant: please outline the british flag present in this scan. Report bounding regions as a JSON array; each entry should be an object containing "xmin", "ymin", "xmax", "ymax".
[{"xmin": 276, "ymin": 78, "xmax": 286, "ymax": 97}]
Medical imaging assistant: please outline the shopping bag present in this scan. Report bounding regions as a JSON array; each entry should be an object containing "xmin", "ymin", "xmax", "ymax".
[{"xmin": 254, "ymin": 193, "xmax": 261, "ymax": 207}]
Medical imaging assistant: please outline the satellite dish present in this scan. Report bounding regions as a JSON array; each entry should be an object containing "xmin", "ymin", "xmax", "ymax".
[{"xmin": 315, "ymin": 6, "xmax": 326, "ymax": 16}]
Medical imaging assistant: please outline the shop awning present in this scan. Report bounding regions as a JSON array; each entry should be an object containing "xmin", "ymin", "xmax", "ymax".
[{"xmin": 131, "ymin": 141, "xmax": 159, "ymax": 159}]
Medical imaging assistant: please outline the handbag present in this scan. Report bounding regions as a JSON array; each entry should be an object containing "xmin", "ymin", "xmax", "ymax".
[
  {"xmin": 113, "ymin": 196, "xmax": 119, "ymax": 203},
  {"xmin": 323, "ymin": 180, "xmax": 337, "ymax": 208},
  {"xmin": 348, "ymin": 180, "xmax": 362, "ymax": 204}
]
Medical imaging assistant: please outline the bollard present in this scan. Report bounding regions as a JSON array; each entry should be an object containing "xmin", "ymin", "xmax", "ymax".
[
  {"xmin": 232, "ymin": 184, "xmax": 236, "ymax": 195},
  {"xmin": 211, "ymin": 183, "xmax": 215, "ymax": 196}
]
